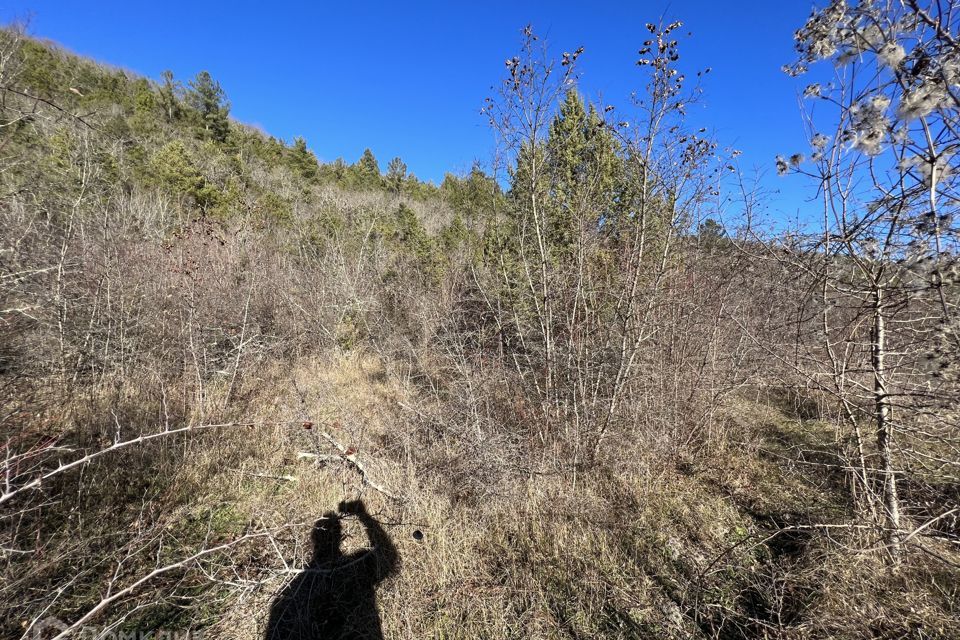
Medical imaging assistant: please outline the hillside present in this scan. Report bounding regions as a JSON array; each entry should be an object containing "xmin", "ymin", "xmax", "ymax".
[{"xmin": 2, "ymin": 10, "xmax": 960, "ymax": 640}]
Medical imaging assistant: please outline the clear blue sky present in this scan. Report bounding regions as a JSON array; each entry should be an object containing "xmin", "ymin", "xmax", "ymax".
[{"xmin": 2, "ymin": 0, "xmax": 823, "ymax": 221}]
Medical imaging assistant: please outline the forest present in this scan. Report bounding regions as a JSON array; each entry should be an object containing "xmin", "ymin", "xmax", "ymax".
[{"xmin": 1, "ymin": 1, "xmax": 959, "ymax": 638}]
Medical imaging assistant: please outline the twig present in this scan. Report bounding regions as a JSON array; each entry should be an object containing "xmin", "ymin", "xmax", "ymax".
[
  {"xmin": 289, "ymin": 379, "xmax": 399, "ymax": 500},
  {"xmin": 1, "ymin": 420, "xmax": 304, "ymax": 505},
  {"xmin": 223, "ymin": 275, "xmax": 255, "ymax": 409},
  {"xmin": 36, "ymin": 530, "xmax": 282, "ymax": 640},
  {"xmin": 229, "ymin": 469, "xmax": 297, "ymax": 483},
  {"xmin": 297, "ymin": 438, "xmax": 399, "ymax": 501}
]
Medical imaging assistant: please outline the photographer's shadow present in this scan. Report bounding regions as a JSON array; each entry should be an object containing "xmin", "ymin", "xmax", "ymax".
[{"xmin": 265, "ymin": 500, "xmax": 399, "ymax": 640}]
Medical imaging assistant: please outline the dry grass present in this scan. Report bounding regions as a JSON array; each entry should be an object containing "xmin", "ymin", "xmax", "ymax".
[
  {"xmin": 2, "ymin": 346, "xmax": 958, "ymax": 638},
  {"xmin": 122, "ymin": 353, "xmax": 957, "ymax": 639}
]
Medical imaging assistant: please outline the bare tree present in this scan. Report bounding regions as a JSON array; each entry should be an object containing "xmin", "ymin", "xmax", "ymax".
[{"xmin": 782, "ymin": 0, "xmax": 960, "ymax": 560}]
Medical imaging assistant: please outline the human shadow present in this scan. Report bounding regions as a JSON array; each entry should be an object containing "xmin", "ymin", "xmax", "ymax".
[{"xmin": 265, "ymin": 500, "xmax": 399, "ymax": 640}]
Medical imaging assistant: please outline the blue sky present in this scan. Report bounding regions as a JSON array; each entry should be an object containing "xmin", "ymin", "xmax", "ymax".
[{"xmin": 2, "ymin": 1, "xmax": 823, "ymax": 221}]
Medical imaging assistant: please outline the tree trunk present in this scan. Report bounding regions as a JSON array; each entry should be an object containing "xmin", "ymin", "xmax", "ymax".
[{"xmin": 872, "ymin": 285, "xmax": 902, "ymax": 562}]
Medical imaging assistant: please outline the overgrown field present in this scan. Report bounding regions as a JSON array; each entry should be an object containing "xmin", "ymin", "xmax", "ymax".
[{"xmin": 2, "ymin": 6, "xmax": 960, "ymax": 638}]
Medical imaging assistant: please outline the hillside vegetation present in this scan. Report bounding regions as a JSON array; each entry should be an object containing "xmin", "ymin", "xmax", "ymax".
[{"xmin": 2, "ymin": 4, "xmax": 960, "ymax": 639}]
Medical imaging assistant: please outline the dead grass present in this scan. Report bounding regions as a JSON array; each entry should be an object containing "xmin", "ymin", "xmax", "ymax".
[
  {"xmin": 147, "ymin": 352, "xmax": 950, "ymax": 638},
  {"xmin": 5, "ymin": 353, "xmax": 958, "ymax": 639}
]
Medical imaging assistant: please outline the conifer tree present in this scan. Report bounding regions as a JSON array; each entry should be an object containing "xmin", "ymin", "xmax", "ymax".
[
  {"xmin": 187, "ymin": 70, "xmax": 230, "ymax": 143},
  {"xmin": 583, "ymin": 104, "xmax": 621, "ymax": 217},
  {"xmin": 158, "ymin": 70, "xmax": 181, "ymax": 123},
  {"xmin": 536, "ymin": 89, "xmax": 623, "ymax": 256},
  {"xmin": 386, "ymin": 156, "xmax": 407, "ymax": 194},
  {"xmin": 442, "ymin": 163, "xmax": 501, "ymax": 222},
  {"xmin": 288, "ymin": 136, "xmax": 318, "ymax": 181},
  {"xmin": 354, "ymin": 148, "xmax": 382, "ymax": 188},
  {"xmin": 546, "ymin": 89, "xmax": 589, "ymax": 253},
  {"xmin": 330, "ymin": 158, "xmax": 347, "ymax": 182}
]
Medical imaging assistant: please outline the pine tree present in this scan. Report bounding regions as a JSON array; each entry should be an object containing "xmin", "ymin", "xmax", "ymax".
[
  {"xmin": 331, "ymin": 158, "xmax": 347, "ymax": 182},
  {"xmin": 391, "ymin": 203, "xmax": 441, "ymax": 280},
  {"xmin": 187, "ymin": 70, "xmax": 230, "ymax": 143},
  {"xmin": 583, "ymin": 104, "xmax": 623, "ymax": 227},
  {"xmin": 288, "ymin": 137, "xmax": 318, "ymax": 181},
  {"xmin": 386, "ymin": 157, "xmax": 407, "ymax": 194},
  {"xmin": 158, "ymin": 70, "xmax": 181, "ymax": 123},
  {"xmin": 354, "ymin": 148, "xmax": 382, "ymax": 188},
  {"xmin": 697, "ymin": 218, "xmax": 724, "ymax": 241},
  {"xmin": 442, "ymin": 163, "xmax": 501, "ymax": 222}
]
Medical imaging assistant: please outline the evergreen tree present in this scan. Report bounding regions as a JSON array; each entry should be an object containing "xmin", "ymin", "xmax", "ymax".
[
  {"xmin": 354, "ymin": 148, "xmax": 382, "ymax": 188},
  {"xmin": 288, "ymin": 136, "xmax": 318, "ymax": 181},
  {"xmin": 697, "ymin": 218, "xmax": 724, "ymax": 241},
  {"xmin": 158, "ymin": 70, "xmax": 181, "ymax": 123},
  {"xmin": 131, "ymin": 78, "xmax": 156, "ymax": 115},
  {"xmin": 546, "ymin": 89, "xmax": 589, "ymax": 252},
  {"xmin": 391, "ymin": 203, "xmax": 441, "ymax": 280},
  {"xmin": 583, "ymin": 104, "xmax": 623, "ymax": 227},
  {"xmin": 505, "ymin": 139, "xmax": 548, "ymax": 273},
  {"xmin": 544, "ymin": 90, "xmax": 623, "ymax": 254},
  {"xmin": 509, "ymin": 141, "xmax": 547, "ymax": 211},
  {"xmin": 331, "ymin": 158, "xmax": 347, "ymax": 182},
  {"xmin": 187, "ymin": 70, "xmax": 230, "ymax": 143},
  {"xmin": 507, "ymin": 88, "xmax": 624, "ymax": 262},
  {"xmin": 441, "ymin": 163, "xmax": 501, "ymax": 221},
  {"xmin": 129, "ymin": 78, "xmax": 158, "ymax": 134},
  {"xmin": 386, "ymin": 156, "xmax": 407, "ymax": 194},
  {"xmin": 150, "ymin": 140, "xmax": 220, "ymax": 210}
]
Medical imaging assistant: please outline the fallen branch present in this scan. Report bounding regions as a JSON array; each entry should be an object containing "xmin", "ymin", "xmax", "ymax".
[
  {"xmin": 230, "ymin": 469, "xmax": 297, "ymax": 483},
  {"xmin": 30, "ymin": 529, "xmax": 283, "ymax": 640},
  {"xmin": 1, "ymin": 420, "xmax": 304, "ymax": 506},
  {"xmin": 290, "ymin": 379, "xmax": 400, "ymax": 501},
  {"xmin": 297, "ymin": 430, "xmax": 398, "ymax": 501}
]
